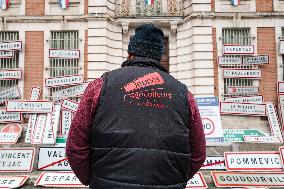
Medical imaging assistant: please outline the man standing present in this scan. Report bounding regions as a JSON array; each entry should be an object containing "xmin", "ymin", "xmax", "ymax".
[{"xmin": 66, "ymin": 24, "xmax": 206, "ymax": 189}]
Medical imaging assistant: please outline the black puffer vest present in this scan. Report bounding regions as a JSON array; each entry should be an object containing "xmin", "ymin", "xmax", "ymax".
[{"xmin": 90, "ymin": 58, "xmax": 190, "ymax": 189}]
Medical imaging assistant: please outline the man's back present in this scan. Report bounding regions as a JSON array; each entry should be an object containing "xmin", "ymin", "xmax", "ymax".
[{"xmin": 90, "ymin": 65, "xmax": 190, "ymax": 188}]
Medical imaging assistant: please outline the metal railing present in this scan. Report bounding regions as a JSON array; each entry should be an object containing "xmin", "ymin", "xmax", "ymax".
[
  {"xmin": 0, "ymin": 32, "xmax": 19, "ymax": 92},
  {"xmin": 115, "ymin": 0, "xmax": 183, "ymax": 17}
]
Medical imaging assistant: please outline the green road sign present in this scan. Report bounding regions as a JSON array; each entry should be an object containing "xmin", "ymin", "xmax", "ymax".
[
  {"xmin": 223, "ymin": 129, "xmax": 266, "ymax": 142},
  {"xmin": 56, "ymin": 137, "xmax": 67, "ymax": 144}
]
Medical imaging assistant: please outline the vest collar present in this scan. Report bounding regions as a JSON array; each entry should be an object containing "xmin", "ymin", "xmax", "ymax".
[{"xmin": 121, "ymin": 57, "xmax": 168, "ymax": 73}]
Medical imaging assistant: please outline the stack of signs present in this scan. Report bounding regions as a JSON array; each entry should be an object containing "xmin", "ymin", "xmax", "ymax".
[
  {"xmin": 196, "ymin": 97, "xmax": 224, "ymax": 142},
  {"xmin": 212, "ymin": 150, "xmax": 284, "ymax": 187},
  {"xmin": 0, "ymin": 123, "xmax": 22, "ymax": 145}
]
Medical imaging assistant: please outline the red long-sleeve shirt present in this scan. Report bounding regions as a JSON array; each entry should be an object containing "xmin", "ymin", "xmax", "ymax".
[{"xmin": 66, "ymin": 78, "xmax": 206, "ymax": 186}]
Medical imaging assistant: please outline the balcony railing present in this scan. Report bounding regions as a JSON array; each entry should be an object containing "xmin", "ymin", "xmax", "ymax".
[{"xmin": 115, "ymin": 0, "xmax": 183, "ymax": 17}]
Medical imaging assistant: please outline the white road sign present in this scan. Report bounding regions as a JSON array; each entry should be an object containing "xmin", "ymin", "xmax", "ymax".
[
  {"xmin": 0, "ymin": 41, "xmax": 22, "ymax": 51},
  {"xmin": 62, "ymin": 99, "xmax": 79, "ymax": 113},
  {"xmin": 0, "ymin": 70, "xmax": 22, "ymax": 80},
  {"xmin": 52, "ymin": 83, "xmax": 88, "ymax": 101},
  {"xmin": 61, "ymin": 110, "xmax": 72, "ymax": 136},
  {"xmin": 278, "ymin": 147, "xmax": 284, "ymax": 170},
  {"xmin": 244, "ymin": 136, "xmax": 282, "ymax": 143},
  {"xmin": 186, "ymin": 172, "xmax": 207, "ymax": 188},
  {"xmin": 227, "ymin": 86, "xmax": 259, "ymax": 95},
  {"xmin": 0, "ymin": 51, "xmax": 13, "ymax": 58},
  {"xmin": 0, "ymin": 132, "xmax": 20, "ymax": 145},
  {"xmin": 224, "ymin": 152, "xmax": 282, "ymax": 171},
  {"xmin": 0, "ymin": 148, "xmax": 35, "ymax": 172},
  {"xmin": 211, "ymin": 171, "xmax": 284, "ymax": 187},
  {"xmin": 0, "ymin": 109, "xmax": 21, "ymax": 123},
  {"xmin": 225, "ymin": 96, "xmax": 263, "ymax": 103},
  {"xmin": 266, "ymin": 103, "xmax": 283, "ymax": 142},
  {"xmin": 0, "ymin": 86, "xmax": 21, "ymax": 104},
  {"xmin": 201, "ymin": 156, "xmax": 226, "ymax": 170},
  {"xmin": 220, "ymin": 102, "xmax": 266, "ymax": 116},
  {"xmin": 218, "ymin": 56, "xmax": 242, "ymax": 66},
  {"xmin": 278, "ymin": 95, "xmax": 284, "ymax": 130},
  {"xmin": 0, "ymin": 175, "xmax": 29, "ymax": 189},
  {"xmin": 6, "ymin": 100, "xmax": 53, "ymax": 113},
  {"xmin": 49, "ymin": 49, "xmax": 80, "ymax": 59},
  {"xmin": 38, "ymin": 147, "xmax": 71, "ymax": 171},
  {"xmin": 45, "ymin": 74, "xmax": 84, "ymax": 88},
  {"xmin": 196, "ymin": 97, "xmax": 224, "ymax": 142},
  {"xmin": 35, "ymin": 172, "xmax": 85, "ymax": 187},
  {"xmin": 223, "ymin": 45, "xmax": 254, "ymax": 55},
  {"xmin": 29, "ymin": 87, "xmax": 41, "ymax": 100},
  {"xmin": 223, "ymin": 69, "xmax": 261, "ymax": 79},
  {"xmin": 31, "ymin": 114, "xmax": 47, "ymax": 144},
  {"xmin": 243, "ymin": 54, "xmax": 269, "ymax": 65},
  {"xmin": 42, "ymin": 104, "xmax": 61, "ymax": 144}
]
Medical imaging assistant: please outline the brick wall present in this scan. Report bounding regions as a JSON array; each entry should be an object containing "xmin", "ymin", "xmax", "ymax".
[
  {"xmin": 212, "ymin": 28, "xmax": 219, "ymax": 96},
  {"xmin": 211, "ymin": 0, "xmax": 215, "ymax": 12},
  {"xmin": 25, "ymin": 0, "xmax": 45, "ymax": 16},
  {"xmin": 84, "ymin": 30, "xmax": 88, "ymax": 80},
  {"xmin": 258, "ymin": 28, "xmax": 277, "ymax": 103},
  {"xmin": 24, "ymin": 31, "xmax": 44, "ymax": 99},
  {"xmin": 84, "ymin": 0, "xmax": 88, "ymax": 15},
  {"xmin": 256, "ymin": 0, "xmax": 273, "ymax": 12}
]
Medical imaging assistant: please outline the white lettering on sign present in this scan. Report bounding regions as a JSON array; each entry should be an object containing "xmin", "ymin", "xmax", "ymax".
[
  {"xmin": 38, "ymin": 147, "xmax": 71, "ymax": 171},
  {"xmin": 0, "ymin": 70, "xmax": 22, "ymax": 80},
  {"xmin": 42, "ymin": 104, "xmax": 61, "ymax": 144},
  {"xmin": 220, "ymin": 102, "xmax": 266, "ymax": 116},
  {"xmin": 25, "ymin": 114, "xmax": 37, "ymax": 144},
  {"xmin": 224, "ymin": 152, "xmax": 282, "ymax": 171},
  {"xmin": 243, "ymin": 54, "xmax": 269, "ymax": 65},
  {"xmin": 266, "ymin": 103, "xmax": 283, "ymax": 142},
  {"xmin": 0, "ymin": 41, "xmax": 22, "ymax": 51},
  {"xmin": 218, "ymin": 56, "xmax": 242, "ymax": 66},
  {"xmin": 0, "ymin": 132, "xmax": 19, "ymax": 144},
  {"xmin": 31, "ymin": 114, "xmax": 47, "ymax": 144},
  {"xmin": 186, "ymin": 172, "xmax": 207, "ymax": 188},
  {"xmin": 227, "ymin": 87, "xmax": 259, "ymax": 95},
  {"xmin": 223, "ymin": 69, "xmax": 262, "ymax": 79},
  {"xmin": 278, "ymin": 82, "xmax": 284, "ymax": 94},
  {"xmin": 225, "ymin": 96, "xmax": 263, "ymax": 104},
  {"xmin": 35, "ymin": 172, "xmax": 85, "ymax": 187},
  {"xmin": 0, "ymin": 109, "xmax": 21, "ymax": 123},
  {"xmin": 0, "ymin": 148, "xmax": 35, "ymax": 172},
  {"xmin": 0, "ymin": 51, "xmax": 13, "ymax": 58},
  {"xmin": 211, "ymin": 171, "xmax": 284, "ymax": 187},
  {"xmin": 278, "ymin": 95, "xmax": 284, "ymax": 130},
  {"xmin": 278, "ymin": 147, "xmax": 284, "ymax": 170},
  {"xmin": 6, "ymin": 100, "xmax": 53, "ymax": 113},
  {"xmin": 52, "ymin": 83, "xmax": 88, "ymax": 101},
  {"xmin": 61, "ymin": 110, "xmax": 72, "ymax": 136},
  {"xmin": 62, "ymin": 99, "xmax": 78, "ymax": 113},
  {"xmin": 0, "ymin": 86, "xmax": 21, "ymax": 104},
  {"xmin": 0, "ymin": 175, "xmax": 29, "ymax": 188},
  {"xmin": 29, "ymin": 87, "xmax": 41, "ymax": 100},
  {"xmin": 49, "ymin": 49, "xmax": 80, "ymax": 59},
  {"xmin": 223, "ymin": 45, "xmax": 254, "ymax": 55},
  {"xmin": 45, "ymin": 74, "xmax": 84, "ymax": 88},
  {"xmin": 244, "ymin": 136, "xmax": 281, "ymax": 143},
  {"xmin": 201, "ymin": 156, "xmax": 226, "ymax": 170}
]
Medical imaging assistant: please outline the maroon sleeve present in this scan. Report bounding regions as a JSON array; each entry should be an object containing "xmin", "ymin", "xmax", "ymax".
[
  {"xmin": 66, "ymin": 77, "xmax": 103, "ymax": 186},
  {"xmin": 187, "ymin": 92, "xmax": 206, "ymax": 179}
]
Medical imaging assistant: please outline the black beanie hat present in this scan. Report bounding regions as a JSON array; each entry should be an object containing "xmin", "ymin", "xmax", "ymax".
[{"xmin": 128, "ymin": 24, "xmax": 164, "ymax": 61}]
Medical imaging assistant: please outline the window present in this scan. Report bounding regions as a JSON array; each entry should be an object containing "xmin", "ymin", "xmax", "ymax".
[
  {"xmin": 221, "ymin": 28, "xmax": 256, "ymax": 99},
  {"xmin": 0, "ymin": 31, "xmax": 20, "ymax": 97},
  {"xmin": 48, "ymin": 31, "xmax": 81, "ymax": 101}
]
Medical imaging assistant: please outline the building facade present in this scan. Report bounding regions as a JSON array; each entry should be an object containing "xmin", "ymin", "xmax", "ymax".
[{"xmin": 1, "ymin": 0, "xmax": 284, "ymax": 101}]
